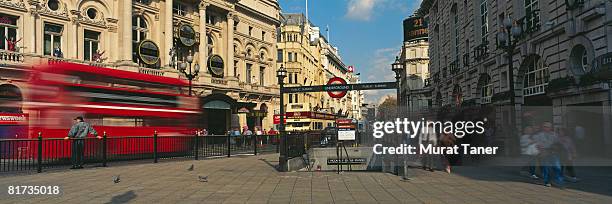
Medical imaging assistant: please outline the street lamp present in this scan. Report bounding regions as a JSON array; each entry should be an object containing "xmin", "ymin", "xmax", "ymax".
[
  {"xmin": 391, "ymin": 56, "xmax": 405, "ymax": 176},
  {"xmin": 497, "ymin": 16, "xmax": 523, "ymax": 153},
  {"xmin": 179, "ymin": 52, "xmax": 200, "ymax": 96},
  {"xmin": 276, "ymin": 64, "xmax": 288, "ymax": 172}
]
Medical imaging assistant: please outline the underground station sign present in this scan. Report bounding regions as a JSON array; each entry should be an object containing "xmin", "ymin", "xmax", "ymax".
[{"xmin": 282, "ymin": 81, "xmax": 397, "ymax": 97}]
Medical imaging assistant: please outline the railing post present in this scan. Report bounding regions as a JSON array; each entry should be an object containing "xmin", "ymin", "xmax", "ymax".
[
  {"xmin": 153, "ymin": 131, "xmax": 158, "ymax": 163},
  {"xmin": 253, "ymin": 134, "xmax": 258, "ymax": 155},
  {"xmin": 227, "ymin": 133, "xmax": 231, "ymax": 158},
  {"xmin": 102, "ymin": 132, "xmax": 107, "ymax": 167},
  {"xmin": 37, "ymin": 132, "xmax": 42, "ymax": 173},
  {"xmin": 194, "ymin": 132, "xmax": 199, "ymax": 160}
]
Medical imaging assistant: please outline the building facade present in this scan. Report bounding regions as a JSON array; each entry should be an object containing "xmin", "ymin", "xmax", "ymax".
[
  {"xmin": 399, "ymin": 15, "xmax": 431, "ymax": 116},
  {"xmin": 276, "ymin": 13, "xmax": 362, "ymax": 120},
  {"xmin": 0, "ymin": 0, "xmax": 282, "ymax": 135},
  {"xmin": 420, "ymin": 0, "xmax": 612, "ymax": 156}
]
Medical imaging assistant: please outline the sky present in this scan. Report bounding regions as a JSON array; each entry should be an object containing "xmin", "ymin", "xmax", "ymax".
[{"xmin": 278, "ymin": 0, "xmax": 423, "ymax": 105}]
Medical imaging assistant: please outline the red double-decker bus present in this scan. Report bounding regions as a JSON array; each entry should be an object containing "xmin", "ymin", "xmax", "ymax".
[{"xmin": 21, "ymin": 62, "xmax": 199, "ymax": 158}]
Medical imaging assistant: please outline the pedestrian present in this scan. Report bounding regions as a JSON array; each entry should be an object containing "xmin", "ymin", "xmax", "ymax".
[
  {"xmin": 557, "ymin": 128, "xmax": 578, "ymax": 182},
  {"xmin": 520, "ymin": 126, "xmax": 539, "ymax": 179},
  {"xmin": 533, "ymin": 121, "xmax": 564, "ymax": 188},
  {"xmin": 420, "ymin": 122, "xmax": 437, "ymax": 171},
  {"xmin": 64, "ymin": 116, "xmax": 100, "ymax": 169},
  {"xmin": 243, "ymin": 128, "xmax": 253, "ymax": 146},
  {"xmin": 439, "ymin": 132, "xmax": 456, "ymax": 173},
  {"xmin": 202, "ymin": 128, "xmax": 208, "ymax": 136}
]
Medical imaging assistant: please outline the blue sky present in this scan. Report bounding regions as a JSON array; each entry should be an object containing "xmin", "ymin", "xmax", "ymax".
[{"xmin": 278, "ymin": 0, "xmax": 422, "ymax": 104}]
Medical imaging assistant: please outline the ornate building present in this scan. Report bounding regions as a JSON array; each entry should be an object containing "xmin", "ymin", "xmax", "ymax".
[
  {"xmin": 400, "ymin": 15, "xmax": 431, "ymax": 116},
  {"xmin": 0, "ymin": 0, "xmax": 282, "ymax": 135},
  {"xmin": 420, "ymin": 0, "xmax": 612, "ymax": 156}
]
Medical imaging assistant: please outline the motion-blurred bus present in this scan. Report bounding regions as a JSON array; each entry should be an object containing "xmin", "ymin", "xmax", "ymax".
[{"xmin": 20, "ymin": 62, "xmax": 199, "ymax": 158}]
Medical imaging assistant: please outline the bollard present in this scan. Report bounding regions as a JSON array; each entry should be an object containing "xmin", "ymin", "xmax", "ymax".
[
  {"xmin": 102, "ymin": 132, "xmax": 107, "ymax": 167},
  {"xmin": 227, "ymin": 133, "xmax": 231, "ymax": 158},
  {"xmin": 194, "ymin": 132, "xmax": 199, "ymax": 160},
  {"xmin": 37, "ymin": 132, "xmax": 42, "ymax": 173},
  {"xmin": 153, "ymin": 131, "xmax": 158, "ymax": 163}
]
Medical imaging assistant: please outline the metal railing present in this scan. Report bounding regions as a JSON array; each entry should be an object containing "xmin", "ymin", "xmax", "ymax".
[{"xmin": 0, "ymin": 132, "xmax": 287, "ymax": 173}]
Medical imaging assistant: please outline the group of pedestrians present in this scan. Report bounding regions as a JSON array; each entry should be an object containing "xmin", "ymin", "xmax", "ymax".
[
  {"xmin": 520, "ymin": 121, "xmax": 578, "ymax": 188},
  {"xmin": 228, "ymin": 127, "xmax": 279, "ymax": 146},
  {"xmin": 418, "ymin": 121, "xmax": 460, "ymax": 174}
]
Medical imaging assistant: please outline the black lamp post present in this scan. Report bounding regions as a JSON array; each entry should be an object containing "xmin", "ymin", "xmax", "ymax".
[
  {"xmin": 497, "ymin": 16, "xmax": 523, "ymax": 150},
  {"xmin": 391, "ymin": 56, "xmax": 405, "ymax": 175},
  {"xmin": 276, "ymin": 64, "xmax": 288, "ymax": 172},
  {"xmin": 179, "ymin": 53, "xmax": 200, "ymax": 96}
]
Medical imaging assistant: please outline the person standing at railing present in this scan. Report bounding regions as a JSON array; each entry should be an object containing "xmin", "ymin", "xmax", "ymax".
[{"xmin": 64, "ymin": 116, "xmax": 100, "ymax": 169}]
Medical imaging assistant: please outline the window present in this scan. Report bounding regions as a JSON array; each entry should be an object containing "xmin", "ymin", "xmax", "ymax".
[
  {"xmin": 44, "ymin": 23, "xmax": 63, "ymax": 56},
  {"xmin": 261, "ymin": 31, "xmax": 266, "ymax": 41},
  {"xmin": 246, "ymin": 63, "xmax": 252, "ymax": 84},
  {"xmin": 501, "ymin": 71, "xmax": 508, "ymax": 88},
  {"xmin": 132, "ymin": 15, "xmax": 148, "ymax": 63},
  {"xmin": 47, "ymin": 0, "xmax": 59, "ymax": 11},
  {"xmin": 233, "ymin": 21, "xmax": 238, "ymax": 31},
  {"xmin": 259, "ymin": 67, "xmax": 265, "ymax": 86},
  {"xmin": 135, "ymin": 0, "xmax": 152, "ymax": 4},
  {"xmin": 467, "ymin": 84, "xmax": 472, "ymax": 97},
  {"xmin": 206, "ymin": 13, "xmax": 216, "ymax": 25},
  {"xmin": 207, "ymin": 35, "xmax": 214, "ymax": 54},
  {"xmin": 173, "ymin": 3, "xmax": 187, "ymax": 16},
  {"xmin": 480, "ymin": 0, "xmax": 489, "ymax": 44},
  {"xmin": 523, "ymin": 57, "xmax": 549, "ymax": 96},
  {"xmin": 0, "ymin": 14, "xmax": 19, "ymax": 51},
  {"xmin": 287, "ymin": 52, "xmax": 293, "ymax": 62},
  {"xmin": 288, "ymin": 94, "xmax": 293, "ymax": 103},
  {"xmin": 570, "ymin": 45, "xmax": 590, "ymax": 74},
  {"xmin": 234, "ymin": 60, "xmax": 238, "ymax": 77},
  {"xmin": 84, "ymin": 30, "xmax": 100, "ymax": 61},
  {"xmin": 277, "ymin": 49, "xmax": 283, "ymax": 62},
  {"xmin": 525, "ymin": 0, "xmax": 540, "ymax": 31},
  {"xmin": 248, "ymin": 26, "xmax": 253, "ymax": 36},
  {"xmin": 86, "ymin": 8, "xmax": 98, "ymax": 20}
]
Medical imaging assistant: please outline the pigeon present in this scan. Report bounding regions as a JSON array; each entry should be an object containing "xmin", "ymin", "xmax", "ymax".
[
  {"xmin": 400, "ymin": 177, "xmax": 411, "ymax": 182},
  {"xmin": 112, "ymin": 175, "xmax": 121, "ymax": 184},
  {"xmin": 187, "ymin": 164, "xmax": 194, "ymax": 171},
  {"xmin": 198, "ymin": 175, "xmax": 208, "ymax": 182}
]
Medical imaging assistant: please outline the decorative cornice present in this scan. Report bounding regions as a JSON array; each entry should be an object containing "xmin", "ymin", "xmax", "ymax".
[{"xmin": 0, "ymin": 0, "xmax": 27, "ymax": 11}]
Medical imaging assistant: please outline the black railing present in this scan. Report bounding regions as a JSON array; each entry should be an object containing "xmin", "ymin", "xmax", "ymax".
[{"xmin": 0, "ymin": 132, "xmax": 292, "ymax": 173}]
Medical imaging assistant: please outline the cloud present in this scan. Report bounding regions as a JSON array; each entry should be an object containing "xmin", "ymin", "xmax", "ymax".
[
  {"xmin": 345, "ymin": 0, "xmax": 415, "ymax": 21},
  {"xmin": 362, "ymin": 47, "xmax": 400, "ymax": 103},
  {"xmin": 345, "ymin": 0, "xmax": 377, "ymax": 21}
]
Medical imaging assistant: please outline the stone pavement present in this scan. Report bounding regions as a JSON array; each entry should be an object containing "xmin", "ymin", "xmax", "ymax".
[{"xmin": 1, "ymin": 153, "xmax": 611, "ymax": 203}]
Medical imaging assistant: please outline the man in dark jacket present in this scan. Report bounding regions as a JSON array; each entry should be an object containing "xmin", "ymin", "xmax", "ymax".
[{"xmin": 64, "ymin": 116, "xmax": 100, "ymax": 169}]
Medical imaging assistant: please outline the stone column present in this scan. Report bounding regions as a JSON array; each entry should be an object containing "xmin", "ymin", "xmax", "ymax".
[
  {"xmin": 226, "ymin": 12, "xmax": 235, "ymax": 77},
  {"xmin": 198, "ymin": 1, "xmax": 208, "ymax": 74},
  {"xmin": 119, "ymin": 0, "xmax": 134, "ymax": 65},
  {"xmin": 165, "ymin": 0, "xmax": 174, "ymax": 68}
]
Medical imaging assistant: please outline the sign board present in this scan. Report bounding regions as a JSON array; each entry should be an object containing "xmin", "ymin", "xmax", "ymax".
[
  {"xmin": 273, "ymin": 114, "xmax": 286, "ymax": 124},
  {"xmin": 327, "ymin": 77, "xmax": 348, "ymax": 98},
  {"xmin": 327, "ymin": 158, "xmax": 366, "ymax": 165},
  {"xmin": 282, "ymin": 82, "xmax": 397, "ymax": 93},
  {"xmin": 138, "ymin": 40, "xmax": 160, "ymax": 65},
  {"xmin": 403, "ymin": 16, "xmax": 428, "ymax": 42},
  {"xmin": 179, "ymin": 24, "xmax": 197, "ymax": 47},
  {"xmin": 337, "ymin": 130, "xmax": 355, "ymax": 141},
  {"xmin": 0, "ymin": 113, "xmax": 27, "ymax": 125},
  {"xmin": 208, "ymin": 55, "xmax": 225, "ymax": 77}
]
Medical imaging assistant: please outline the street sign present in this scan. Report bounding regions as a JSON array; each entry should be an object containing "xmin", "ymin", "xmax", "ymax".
[
  {"xmin": 282, "ymin": 82, "xmax": 396, "ymax": 93},
  {"xmin": 336, "ymin": 118, "xmax": 356, "ymax": 141},
  {"xmin": 327, "ymin": 77, "xmax": 348, "ymax": 98},
  {"xmin": 138, "ymin": 40, "xmax": 160, "ymax": 65},
  {"xmin": 208, "ymin": 55, "xmax": 224, "ymax": 77}
]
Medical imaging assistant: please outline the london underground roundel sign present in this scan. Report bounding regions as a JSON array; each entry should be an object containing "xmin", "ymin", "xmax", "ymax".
[{"xmin": 327, "ymin": 77, "xmax": 348, "ymax": 98}]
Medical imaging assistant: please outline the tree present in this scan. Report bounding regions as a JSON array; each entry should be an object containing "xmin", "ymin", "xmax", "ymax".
[{"xmin": 377, "ymin": 95, "xmax": 397, "ymax": 120}]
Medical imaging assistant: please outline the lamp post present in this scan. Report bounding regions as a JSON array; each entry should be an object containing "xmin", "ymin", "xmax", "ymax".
[
  {"xmin": 497, "ymin": 16, "xmax": 523, "ymax": 152},
  {"xmin": 179, "ymin": 52, "xmax": 200, "ymax": 96},
  {"xmin": 391, "ymin": 56, "xmax": 405, "ymax": 175},
  {"xmin": 277, "ymin": 64, "xmax": 288, "ymax": 172}
]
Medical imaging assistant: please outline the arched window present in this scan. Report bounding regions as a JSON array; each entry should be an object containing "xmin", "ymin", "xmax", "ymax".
[
  {"xmin": 523, "ymin": 57, "xmax": 549, "ymax": 96},
  {"xmin": 132, "ymin": 15, "xmax": 148, "ymax": 63},
  {"xmin": 570, "ymin": 45, "xmax": 590, "ymax": 75}
]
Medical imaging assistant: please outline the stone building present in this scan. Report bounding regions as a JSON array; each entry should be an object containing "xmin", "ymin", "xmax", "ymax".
[
  {"xmin": 419, "ymin": 0, "xmax": 612, "ymax": 156},
  {"xmin": 399, "ymin": 15, "xmax": 431, "ymax": 116},
  {"xmin": 0, "ymin": 0, "xmax": 282, "ymax": 135}
]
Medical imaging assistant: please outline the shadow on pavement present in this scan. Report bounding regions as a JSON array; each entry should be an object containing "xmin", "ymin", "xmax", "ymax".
[
  {"xmin": 449, "ymin": 165, "xmax": 612, "ymax": 197},
  {"xmin": 258, "ymin": 158, "xmax": 281, "ymax": 172},
  {"xmin": 105, "ymin": 190, "xmax": 137, "ymax": 204}
]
